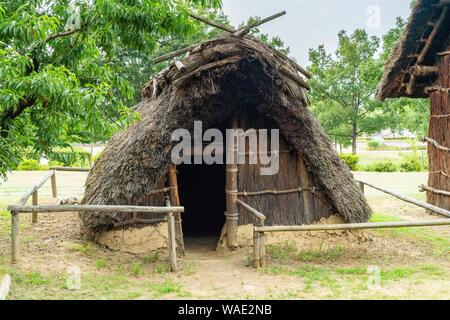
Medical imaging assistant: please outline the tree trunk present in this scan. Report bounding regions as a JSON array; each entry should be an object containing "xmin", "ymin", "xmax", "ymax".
[{"xmin": 351, "ymin": 122, "xmax": 357, "ymax": 155}]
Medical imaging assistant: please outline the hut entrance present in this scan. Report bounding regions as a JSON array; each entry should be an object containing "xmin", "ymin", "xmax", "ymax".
[{"xmin": 177, "ymin": 162, "xmax": 226, "ymax": 244}]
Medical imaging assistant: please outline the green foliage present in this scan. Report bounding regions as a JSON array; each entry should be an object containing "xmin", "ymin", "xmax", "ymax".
[
  {"xmin": 399, "ymin": 150, "xmax": 426, "ymax": 172},
  {"xmin": 339, "ymin": 153, "xmax": 359, "ymax": 170},
  {"xmin": 365, "ymin": 160, "xmax": 398, "ymax": 172},
  {"xmin": 17, "ymin": 159, "xmax": 43, "ymax": 171},
  {"xmin": 46, "ymin": 147, "xmax": 90, "ymax": 167},
  {"xmin": 0, "ymin": 0, "xmax": 222, "ymax": 178},
  {"xmin": 367, "ymin": 140, "xmax": 384, "ymax": 150}
]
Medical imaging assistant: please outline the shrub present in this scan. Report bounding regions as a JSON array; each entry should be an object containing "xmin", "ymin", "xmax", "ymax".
[
  {"xmin": 46, "ymin": 147, "xmax": 90, "ymax": 167},
  {"xmin": 17, "ymin": 159, "xmax": 45, "ymax": 171},
  {"xmin": 339, "ymin": 154, "xmax": 360, "ymax": 171},
  {"xmin": 367, "ymin": 140, "xmax": 384, "ymax": 150},
  {"xmin": 365, "ymin": 160, "xmax": 398, "ymax": 172},
  {"xmin": 399, "ymin": 151, "xmax": 426, "ymax": 172}
]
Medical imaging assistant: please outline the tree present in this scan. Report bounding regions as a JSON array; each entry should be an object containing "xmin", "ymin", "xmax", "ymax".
[
  {"xmin": 0, "ymin": 0, "xmax": 222, "ymax": 179},
  {"xmin": 379, "ymin": 16, "xmax": 429, "ymax": 139},
  {"xmin": 308, "ymin": 29, "xmax": 397, "ymax": 154}
]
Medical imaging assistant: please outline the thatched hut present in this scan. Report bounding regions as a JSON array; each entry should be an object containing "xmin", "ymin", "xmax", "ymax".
[
  {"xmin": 377, "ymin": 0, "xmax": 449, "ymax": 210},
  {"xmin": 80, "ymin": 22, "xmax": 371, "ymax": 251}
]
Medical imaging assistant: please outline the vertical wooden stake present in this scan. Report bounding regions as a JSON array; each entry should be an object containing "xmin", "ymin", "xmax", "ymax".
[
  {"xmin": 167, "ymin": 213, "xmax": 178, "ymax": 272},
  {"xmin": 253, "ymin": 231, "xmax": 261, "ymax": 268},
  {"xmin": 259, "ymin": 220, "xmax": 266, "ymax": 268},
  {"xmin": 359, "ymin": 182, "xmax": 365, "ymax": 194},
  {"xmin": 226, "ymin": 117, "xmax": 239, "ymax": 248},
  {"xmin": 50, "ymin": 170, "xmax": 57, "ymax": 198},
  {"xmin": 169, "ymin": 164, "xmax": 185, "ymax": 255},
  {"xmin": 32, "ymin": 191, "xmax": 38, "ymax": 223},
  {"xmin": 11, "ymin": 212, "xmax": 19, "ymax": 264}
]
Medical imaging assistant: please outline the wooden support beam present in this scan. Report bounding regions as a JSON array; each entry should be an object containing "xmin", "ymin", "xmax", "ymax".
[
  {"xmin": 7, "ymin": 204, "xmax": 185, "ymax": 214},
  {"xmin": 408, "ymin": 65, "xmax": 439, "ymax": 77},
  {"xmin": 233, "ymin": 11, "xmax": 287, "ymax": 37},
  {"xmin": 153, "ymin": 44, "xmax": 198, "ymax": 64},
  {"xmin": 189, "ymin": 13, "xmax": 235, "ymax": 33},
  {"xmin": 358, "ymin": 180, "xmax": 450, "ymax": 218},
  {"xmin": 174, "ymin": 60, "xmax": 187, "ymax": 72},
  {"xmin": 279, "ymin": 66, "xmax": 311, "ymax": 90},
  {"xmin": 255, "ymin": 219, "xmax": 450, "ymax": 233},
  {"xmin": 225, "ymin": 117, "xmax": 239, "ymax": 248}
]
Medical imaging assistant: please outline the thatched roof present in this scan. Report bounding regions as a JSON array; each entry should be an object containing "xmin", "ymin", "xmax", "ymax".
[
  {"xmin": 80, "ymin": 34, "xmax": 371, "ymax": 234},
  {"xmin": 377, "ymin": 0, "xmax": 450, "ymax": 100}
]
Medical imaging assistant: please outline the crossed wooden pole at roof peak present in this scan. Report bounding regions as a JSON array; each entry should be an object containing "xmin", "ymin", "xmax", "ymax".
[{"xmin": 153, "ymin": 10, "xmax": 312, "ymax": 81}]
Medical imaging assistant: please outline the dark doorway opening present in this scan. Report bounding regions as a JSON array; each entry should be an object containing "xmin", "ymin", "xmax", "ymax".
[{"xmin": 177, "ymin": 163, "xmax": 226, "ymax": 242}]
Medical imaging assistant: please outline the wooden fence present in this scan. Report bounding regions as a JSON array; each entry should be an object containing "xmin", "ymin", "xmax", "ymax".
[
  {"xmin": 7, "ymin": 167, "xmax": 184, "ymax": 272},
  {"xmin": 247, "ymin": 181, "xmax": 450, "ymax": 268}
]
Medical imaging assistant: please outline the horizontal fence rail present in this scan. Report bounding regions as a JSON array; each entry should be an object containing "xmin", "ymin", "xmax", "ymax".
[
  {"xmin": 8, "ymin": 167, "xmax": 184, "ymax": 272},
  {"xmin": 357, "ymin": 180, "xmax": 450, "ymax": 218},
  {"xmin": 8, "ymin": 205, "xmax": 184, "ymax": 214},
  {"xmin": 255, "ymin": 219, "xmax": 450, "ymax": 233}
]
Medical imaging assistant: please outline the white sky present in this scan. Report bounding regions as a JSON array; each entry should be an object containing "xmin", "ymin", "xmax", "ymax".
[{"xmin": 221, "ymin": 0, "xmax": 412, "ymax": 66}]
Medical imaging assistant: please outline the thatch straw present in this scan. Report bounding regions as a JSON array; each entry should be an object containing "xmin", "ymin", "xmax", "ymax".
[
  {"xmin": 377, "ymin": 0, "xmax": 450, "ymax": 100},
  {"xmin": 80, "ymin": 35, "xmax": 371, "ymax": 234}
]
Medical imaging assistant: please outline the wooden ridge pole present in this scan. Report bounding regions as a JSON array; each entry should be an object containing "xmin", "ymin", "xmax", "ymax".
[{"xmin": 233, "ymin": 11, "xmax": 287, "ymax": 37}]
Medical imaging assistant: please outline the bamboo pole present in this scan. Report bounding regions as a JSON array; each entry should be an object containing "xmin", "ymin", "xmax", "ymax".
[
  {"xmin": 32, "ymin": 191, "xmax": 38, "ymax": 223},
  {"xmin": 255, "ymin": 219, "xmax": 450, "ymax": 233},
  {"xmin": 358, "ymin": 180, "xmax": 450, "ymax": 218},
  {"xmin": 7, "ymin": 204, "xmax": 185, "ymax": 214},
  {"xmin": 225, "ymin": 117, "xmax": 239, "ymax": 248},
  {"xmin": 11, "ymin": 212, "xmax": 19, "ymax": 263}
]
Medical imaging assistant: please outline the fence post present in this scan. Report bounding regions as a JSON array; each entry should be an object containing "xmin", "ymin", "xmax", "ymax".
[
  {"xmin": 167, "ymin": 213, "xmax": 178, "ymax": 272},
  {"xmin": 32, "ymin": 191, "xmax": 38, "ymax": 223},
  {"xmin": 50, "ymin": 170, "xmax": 57, "ymax": 198},
  {"xmin": 11, "ymin": 211, "xmax": 19, "ymax": 263},
  {"xmin": 253, "ymin": 230, "xmax": 261, "ymax": 268},
  {"xmin": 259, "ymin": 220, "xmax": 266, "ymax": 267},
  {"xmin": 359, "ymin": 182, "xmax": 365, "ymax": 194}
]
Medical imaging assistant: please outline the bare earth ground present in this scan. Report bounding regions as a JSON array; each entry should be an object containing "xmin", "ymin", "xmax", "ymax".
[{"xmin": 0, "ymin": 171, "xmax": 449, "ymax": 300}]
